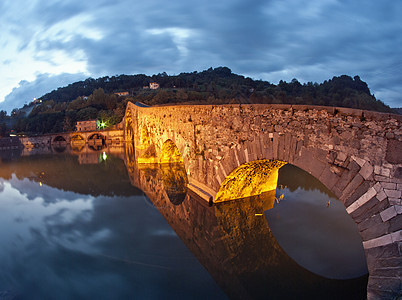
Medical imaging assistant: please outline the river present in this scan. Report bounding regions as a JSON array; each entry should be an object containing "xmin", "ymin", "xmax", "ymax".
[{"xmin": 0, "ymin": 146, "xmax": 368, "ymax": 299}]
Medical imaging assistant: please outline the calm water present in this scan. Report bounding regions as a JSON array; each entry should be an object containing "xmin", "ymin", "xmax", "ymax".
[{"xmin": 0, "ymin": 147, "xmax": 368, "ymax": 299}]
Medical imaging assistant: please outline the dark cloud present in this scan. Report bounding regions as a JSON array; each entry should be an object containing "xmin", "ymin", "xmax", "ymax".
[{"xmin": 1, "ymin": 0, "xmax": 401, "ymax": 109}]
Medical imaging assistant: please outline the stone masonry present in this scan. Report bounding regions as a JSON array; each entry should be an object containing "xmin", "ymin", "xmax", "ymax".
[{"xmin": 125, "ymin": 102, "xmax": 402, "ymax": 299}]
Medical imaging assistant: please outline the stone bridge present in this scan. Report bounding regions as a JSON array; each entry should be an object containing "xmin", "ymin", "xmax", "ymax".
[
  {"xmin": 124, "ymin": 102, "xmax": 401, "ymax": 299},
  {"xmin": 19, "ymin": 129, "xmax": 124, "ymax": 150}
]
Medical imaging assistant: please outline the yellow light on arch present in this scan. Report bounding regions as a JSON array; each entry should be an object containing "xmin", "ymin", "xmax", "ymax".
[{"xmin": 215, "ymin": 159, "xmax": 287, "ymax": 203}]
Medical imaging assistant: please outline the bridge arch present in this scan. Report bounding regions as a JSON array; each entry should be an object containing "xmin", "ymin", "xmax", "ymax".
[
  {"xmin": 159, "ymin": 139, "xmax": 188, "ymax": 205},
  {"xmin": 87, "ymin": 133, "xmax": 106, "ymax": 150},
  {"xmin": 215, "ymin": 159, "xmax": 286, "ymax": 203},
  {"xmin": 159, "ymin": 139, "xmax": 185, "ymax": 164},
  {"xmin": 88, "ymin": 133, "xmax": 106, "ymax": 142},
  {"xmin": 52, "ymin": 135, "xmax": 67, "ymax": 144},
  {"xmin": 71, "ymin": 134, "xmax": 84, "ymax": 141}
]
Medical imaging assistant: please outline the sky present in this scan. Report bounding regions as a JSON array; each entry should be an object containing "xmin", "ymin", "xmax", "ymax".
[{"xmin": 1, "ymin": 0, "xmax": 401, "ymax": 113}]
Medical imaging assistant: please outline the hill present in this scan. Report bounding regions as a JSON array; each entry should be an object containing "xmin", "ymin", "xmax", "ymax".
[{"xmin": 2, "ymin": 67, "xmax": 395, "ymax": 135}]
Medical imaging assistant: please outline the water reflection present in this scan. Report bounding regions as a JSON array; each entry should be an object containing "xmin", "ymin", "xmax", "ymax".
[
  {"xmin": 0, "ymin": 152, "xmax": 225, "ymax": 299},
  {"xmin": 0, "ymin": 146, "xmax": 368, "ymax": 299},
  {"xmin": 267, "ymin": 164, "xmax": 368, "ymax": 280},
  {"xmin": 129, "ymin": 159, "xmax": 368, "ymax": 300},
  {"xmin": 160, "ymin": 162, "xmax": 188, "ymax": 205}
]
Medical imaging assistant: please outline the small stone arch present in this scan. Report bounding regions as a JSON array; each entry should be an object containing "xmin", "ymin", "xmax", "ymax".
[
  {"xmin": 52, "ymin": 135, "xmax": 67, "ymax": 144},
  {"xmin": 87, "ymin": 133, "xmax": 106, "ymax": 150},
  {"xmin": 52, "ymin": 135, "xmax": 68, "ymax": 152},
  {"xmin": 159, "ymin": 139, "xmax": 188, "ymax": 205},
  {"xmin": 159, "ymin": 139, "xmax": 185, "ymax": 164},
  {"xmin": 70, "ymin": 134, "xmax": 85, "ymax": 151}
]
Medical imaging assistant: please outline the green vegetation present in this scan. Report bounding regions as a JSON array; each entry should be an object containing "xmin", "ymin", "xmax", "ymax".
[{"xmin": 0, "ymin": 67, "xmax": 398, "ymax": 136}]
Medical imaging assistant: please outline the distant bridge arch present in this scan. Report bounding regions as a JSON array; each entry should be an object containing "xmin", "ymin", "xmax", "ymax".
[
  {"xmin": 53, "ymin": 135, "xmax": 68, "ymax": 143},
  {"xmin": 124, "ymin": 102, "xmax": 402, "ymax": 298}
]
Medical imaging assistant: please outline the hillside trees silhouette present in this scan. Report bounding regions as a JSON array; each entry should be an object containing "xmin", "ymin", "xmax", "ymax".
[{"xmin": 5, "ymin": 67, "xmax": 396, "ymax": 135}]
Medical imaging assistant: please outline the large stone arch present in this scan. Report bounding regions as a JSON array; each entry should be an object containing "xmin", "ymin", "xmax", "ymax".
[{"xmin": 208, "ymin": 134, "xmax": 400, "ymax": 299}]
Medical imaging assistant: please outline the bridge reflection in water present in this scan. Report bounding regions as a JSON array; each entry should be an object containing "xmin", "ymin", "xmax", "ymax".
[{"xmin": 124, "ymin": 142, "xmax": 368, "ymax": 300}]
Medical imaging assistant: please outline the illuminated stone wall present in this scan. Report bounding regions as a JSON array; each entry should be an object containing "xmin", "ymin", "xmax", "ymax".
[{"xmin": 125, "ymin": 102, "xmax": 401, "ymax": 299}]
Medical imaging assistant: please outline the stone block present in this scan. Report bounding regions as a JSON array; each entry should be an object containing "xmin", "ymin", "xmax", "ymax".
[
  {"xmin": 386, "ymin": 139, "xmax": 402, "ymax": 164},
  {"xmin": 359, "ymin": 162, "xmax": 374, "ymax": 180},
  {"xmin": 367, "ymin": 288, "xmax": 399, "ymax": 300},
  {"xmin": 365, "ymin": 243, "xmax": 400, "ymax": 259},
  {"xmin": 287, "ymin": 136, "xmax": 298, "ymax": 164},
  {"xmin": 350, "ymin": 194, "xmax": 380, "ymax": 219},
  {"xmin": 368, "ymin": 276, "xmax": 401, "ymax": 293},
  {"xmin": 336, "ymin": 160, "xmax": 360, "ymax": 191},
  {"xmin": 340, "ymin": 174, "xmax": 364, "ymax": 205},
  {"xmin": 236, "ymin": 145, "xmax": 246, "ymax": 165},
  {"xmin": 376, "ymin": 190, "xmax": 387, "ymax": 202},
  {"xmin": 257, "ymin": 134, "xmax": 265, "ymax": 160},
  {"xmin": 365, "ymin": 110, "xmax": 390, "ymax": 121},
  {"xmin": 384, "ymin": 189, "xmax": 401, "ymax": 199},
  {"xmin": 380, "ymin": 206, "xmax": 397, "ymax": 222},
  {"xmin": 357, "ymin": 214, "xmax": 382, "ymax": 232},
  {"xmin": 363, "ymin": 233, "xmax": 393, "ymax": 249},
  {"xmin": 351, "ymin": 155, "xmax": 367, "ymax": 167},
  {"xmin": 381, "ymin": 182, "xmax": 397, "ymax": 190},
  {"xmin": 283, "ymin": 133, "xmax": 292, "ymax": 162},
  {"xmin": 311, "ymin": 147, "xmax": 328, "ymax": 164},
  {"xmin": 244, "ymin": 147, "xmax": 250, "ymax": 163},
  {"xmin": 272, "ymin": 132, "xmax": 279, "ymax": 159},
  {"xmin": 391, "ymin": 230, "xmax": 402, "ymax": 243},
  {"xmin": 389, "ymin": 216, "xmax": 402, "ymax": 233},
  {"xmin": 295, "ymin": 140, "xmax": 303, "ymax": 156},
  {"xmin": 331, "ymin": 186, "xmax": 344, "ymax": 199},
  {"xmin": 335, "ymin": 151, "xmax": 348, "ymax": 163},
  {"xmin": 277, "ymin": 134, "xmax": 286, "ymax": 161},
  {"xmin": 318, "ymin": 167, "xmax": 340, "ymax": 190},
  {"xmin": 388, "ymin": 198, "xmax": 401, "ymax": 205},
  {"xmin": 345, "ymin": 180, "xmax": 371, "ymax": 207},
  {"xmin": 335, "ymin": 107, "xmax": 363, "ymax": 117},
  {"xmin": 246, "ymin": 141, "xmax": 257, "ymax": 162},
  {"xmin": 373, "ymin": 182, "xmax": 382, "ymax": 192},
  {"xmin": 353, "ymin": 197, "xmax": 391, "ymax": 224},
  {"xmin": 293, "ymin": 147, "xmax": 327, "ymax": 181},
  {"xmin": 373, "ymin": 257, "xmax": 402, "ymax": 268},
  {"xmin": 371, "ymin": 267, "xmax": 401, "ymax": 277}
]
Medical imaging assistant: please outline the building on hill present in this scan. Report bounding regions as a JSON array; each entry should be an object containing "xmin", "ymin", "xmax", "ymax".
[
  {"xmin": 114, "ymin": 92, "xmax": 129, "ymax": 97},
  {"xmin": 76, "ymin": 120, "xmax": 97, "ymax": 132},
  {"xmin": 149, "ymin": 82, "xmax": 160, "ymax": 90}
]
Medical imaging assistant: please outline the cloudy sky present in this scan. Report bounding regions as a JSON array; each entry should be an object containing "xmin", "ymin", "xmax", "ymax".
[{"xmin": 1, "ymin": 0, "xmax": 401, "ymax": 112}]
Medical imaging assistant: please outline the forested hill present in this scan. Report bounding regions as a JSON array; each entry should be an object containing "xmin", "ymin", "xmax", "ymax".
[
  {"xmin": 4, "ymin": 67, "xmax": 395, "ymax": 136},
  {"xmin": 39, "ymin": 67, "xmax": 391, "ymax": 112}
]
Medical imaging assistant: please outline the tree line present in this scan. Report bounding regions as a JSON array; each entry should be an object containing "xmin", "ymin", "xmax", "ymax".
[{"xmin": 0, "ymin": 67, "xmax": 398, "ymax": 136}]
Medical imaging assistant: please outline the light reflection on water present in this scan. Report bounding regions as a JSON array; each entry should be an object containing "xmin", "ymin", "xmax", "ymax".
[{"xmin": 0, "ymin": 150, "xmax": 368, "ymax": 299}]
